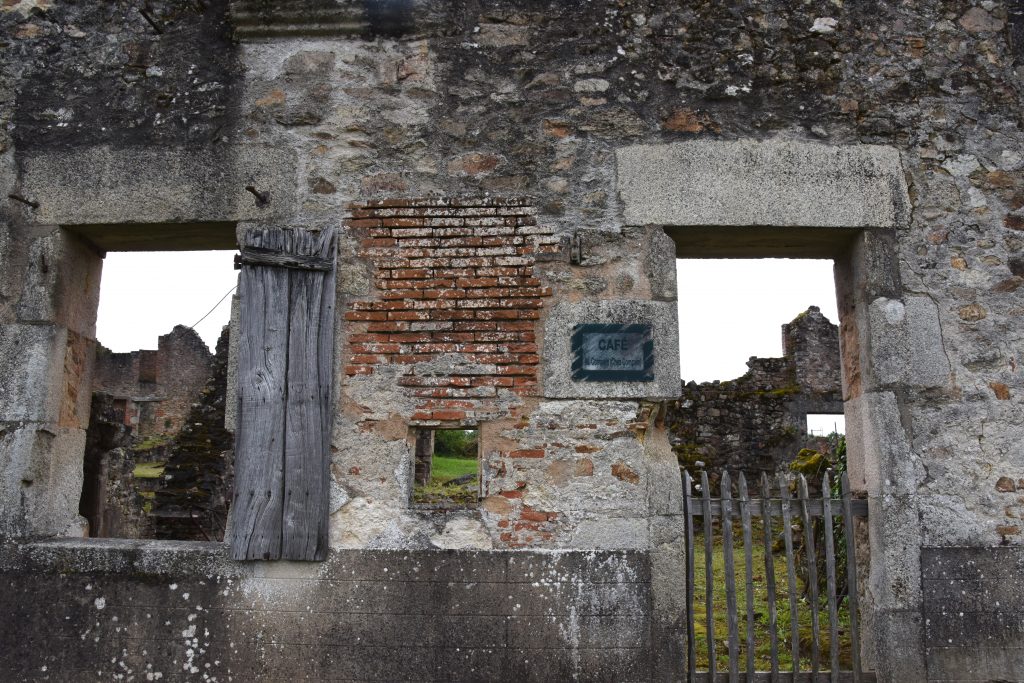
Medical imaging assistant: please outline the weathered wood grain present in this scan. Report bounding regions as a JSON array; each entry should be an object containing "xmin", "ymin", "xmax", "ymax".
[
  {"xmin": 229, "ymin": 227, "xmax": 289, "ymax": 560},
  {"xmin": 229, "ymin": 226, "xmax": 336, "ymax": 561},
  {"xmin": 281, "ymin": 228, "xmax": 335, "ymax": 561}
]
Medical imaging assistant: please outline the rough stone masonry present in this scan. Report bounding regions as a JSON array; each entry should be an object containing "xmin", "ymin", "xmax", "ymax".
[{"xmin": 0, "ymin": 0, "xmax": 1023, "ymax": 680}]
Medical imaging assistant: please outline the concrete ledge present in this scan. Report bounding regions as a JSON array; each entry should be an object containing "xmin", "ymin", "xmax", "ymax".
[
  {"xmin": 616, "ymin": 139, "xmax": 909, "ymax": 230},
  {"xmin": 20, "ymin": 145, "xmax": 297, "ymax": 230},
  {"xmin": 0, "ymin": 541, "xmax": 659, "ymax": 680}
]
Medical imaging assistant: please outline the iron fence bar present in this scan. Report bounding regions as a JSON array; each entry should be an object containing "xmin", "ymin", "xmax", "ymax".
[
  {"xmin": 738, "ymin": 473, "xmax": 756, "ymax": 681},
  {"xmin": 797, "ymin": 474, "xmax": 822, "ymax": 677},
  {"xmin": 759, "ymin": 473, "xmax": 780, "ymax": 683},
  {"xmin": 721, "ymin": 472, "xmax": 740, "ymax": 682},
  {"xmin": 683, "ymin": 498, "xmax": 868, "ymax": 518},
  {"xmin": 779, "ymin": 474, "xmax": 800, "ymax": 680},
  {"xmin": 685, "ymin": 470, "xmax": 697, "ymax": 683},
  {"xmin": 841, "ymin": 473, "xmax": 863, "ymax": 682},
  {"xmin": 822, "ymin": 472, "xmax": 840, "ymax": 681},
  {"xmin": 702, "ymin": 470, "xmax": 717, "ymax": 682}
]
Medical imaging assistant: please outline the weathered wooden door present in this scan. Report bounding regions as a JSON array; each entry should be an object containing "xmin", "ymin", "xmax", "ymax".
[{"xmin": 228, "ymin": 227, "xmax": 336, "ymax": 561}]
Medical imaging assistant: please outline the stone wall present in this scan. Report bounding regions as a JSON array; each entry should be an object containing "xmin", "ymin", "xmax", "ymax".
[
  {"xmin": 0, "ymin": 542, "xmax": 656, "ymax": 682},
  {"xmin": 2, "ymin": 0, "xmax": 1024, "ymax": 680},
  {"xmin": 92, "ymin": 325, "xmax": 214, "ymax": 438},
  {"xmin": 668, "ymin": 306, "xmax": 844, "ymax": 474}
]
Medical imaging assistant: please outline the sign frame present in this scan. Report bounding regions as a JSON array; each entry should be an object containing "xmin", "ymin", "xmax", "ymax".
[{"xmin": 570, "ymin": 323, "xmax": 655, "ymax": 382}]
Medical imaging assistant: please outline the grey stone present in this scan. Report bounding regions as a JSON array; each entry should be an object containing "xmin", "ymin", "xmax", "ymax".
[
  {"xmin": 0, "ymin": 424, "xmax": 87, "ymax": 537},
  {"xmin": 845, "ymin": 390, "xmax": 918, "ymax": 497},
  {"xmin": 543, "ymin": 300, "xmax": 681, "ymax": 400},
  {"xmin": 16, "ymin": 230, "xmax": 102, "ymax": 337},
  {"xmin": 20, "ymin": 145, "xmax": 297, "ymax": 230},
  {"xmin": 0, "ymin": 323, "xmax": 66, "ymax": 423},
  {"xmin": 905, "ymin": 295, "xmax": 953, "ymax": 388},
  {"xmin": 616, "ymin": 139, "xmax": 909, "ymax": 230}
]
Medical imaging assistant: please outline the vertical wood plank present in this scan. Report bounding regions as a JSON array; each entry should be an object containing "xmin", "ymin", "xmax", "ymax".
[
  {"xmin": 685, "ymin": 470, "xmax": 696, "ymax": 682},
  {"xmin": 702, "ymin": 470, "xmax": 716, "ymax": 681},
  {"xmin": 738, "ymin": 473, "xmax": 756, "ymax": 680},
  {"xmin": 281, "ymin": 228, "xmax": 336, "ymax": 561},
  {"xmin": 721, "ymin": 472, "xmax": 739, "ymax": 683},
  {"xmin": 797, "ymin": 475, "xmax": 821, "ymax": 677},
  {"xmin": 841, "ymin": 473, "xmax": 863, "ymax": 683},
  {"xmin": 822, "ymin": 472, "xmax": 840, "ymax": 681},
  {"xmin": 229, "ymin": 227, "xmax": 289, "ymax": 560},
  {"xmin": 760, "ymin": 474, "xmax": 780, "ymax": 682},
  {"xmin": 779, "ymin": 474, "xmax": 800, "ymax": 679}
]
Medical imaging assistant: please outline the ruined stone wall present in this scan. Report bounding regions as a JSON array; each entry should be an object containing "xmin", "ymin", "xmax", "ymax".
[
  {"xmin": 669, "ymin": 306, "xmax": 844, "ymax": 474},
  {"xmin": 92, "ymin": 325, "xmax": 214, "ymax": 437},
  {"xmin": 1, "ymin": 0, "xmax": 1024, "ymax": 680}
]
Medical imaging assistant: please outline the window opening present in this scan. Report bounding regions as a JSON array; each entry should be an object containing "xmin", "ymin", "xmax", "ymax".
[
  {"xmin": 82, "ymin": 249, "xmax": 237, "ymax": 541},
  {"xmin": 411, "ymin": 427, "xmax": 480, "ymax": 509},
  {"xmin": 807, "ymin": 413, "xmax": 846, "ymax": 436}
]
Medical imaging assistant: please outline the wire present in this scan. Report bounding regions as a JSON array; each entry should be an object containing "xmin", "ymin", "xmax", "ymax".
[{"xmin": 188, "ymin": 285, "xmax": 237, "ymax": 331}]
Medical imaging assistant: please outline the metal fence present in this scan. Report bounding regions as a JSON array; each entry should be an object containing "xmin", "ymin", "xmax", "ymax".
[{"xmin": 682, "ymin": 469, "xmax": 873, "ymax": 683}]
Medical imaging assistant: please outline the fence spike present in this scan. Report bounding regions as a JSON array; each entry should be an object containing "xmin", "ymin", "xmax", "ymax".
[
  {"xmin": 721, "ymin": 471, "xmax": 739, "ymax": 682},
  {"xmin": 778, "ymin": 473, "xmax": 800, "ymax": 676},
  {"xmin": 797, "ymin": 474, "xmax": 822, "ymax": 676},
  {"xmin": 823, "ymin": 470, "xmax": 841, "ymax": 681},
  {"xmin": 738, "ymin": 473, "xmax": 756, "ymax": 680},
  {"xmin": 684, "ymin": 470, "xmax": 696, "ymax": 682},
  {"xmin": 841, "ymin": 472, "xmax": 864, "ymax": 682},
  {"xmin": 701, "ymin": 469, "xmax": 716, "ymax": 681}
]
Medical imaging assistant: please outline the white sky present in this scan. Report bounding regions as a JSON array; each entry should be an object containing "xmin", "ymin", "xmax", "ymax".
[
  {"xmin": 95, "ymin": 254, "xmax": 841, "ymax": 383},
  {"xmin": 96, "ymin": 251, "xmax": 238, "ymax": 353},
  {"xmin": 676, "ymin": 258, "xmax": 839, "ymax": 383}
]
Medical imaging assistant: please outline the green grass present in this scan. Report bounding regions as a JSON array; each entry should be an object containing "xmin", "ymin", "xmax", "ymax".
[
  {"xmin": 691, "ymin": 521, "xmax": 852, "ymax": 672},
  {"xmin": 430, "ymin": 455, "xmax": 478, "ymax": 481},
  {"xmin": 132, "ymin": 461, "xmax": 166, "ymax": 479},
  {"xmin": 413, "ymin": 455, "xmax": 478, "ymax": 507}
]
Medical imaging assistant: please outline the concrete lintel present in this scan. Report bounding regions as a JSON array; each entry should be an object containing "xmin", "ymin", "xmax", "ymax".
[
  {"xmin": 19, "ymin": 145, "xmax": 297, "ymax": 231},
  {"xmin": 616, "ymin": 139, "xmax": 909, "ymax": 231}
]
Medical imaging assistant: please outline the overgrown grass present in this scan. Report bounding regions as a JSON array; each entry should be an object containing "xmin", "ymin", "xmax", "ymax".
[
  {"xmin": 691, "ymin": 521, "xmax": 852, "ymax": 672},
  {"xmin": 133, "ymin": 461, "xmax": 166, "ymax": 479},
  {"xmin": 412, "ymin": 455, "xmax": 478, "ymax": 507}
]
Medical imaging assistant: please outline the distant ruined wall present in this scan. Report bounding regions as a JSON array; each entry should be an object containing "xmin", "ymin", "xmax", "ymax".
[
  {"xmin": 668, "ymin": 306, "xmax": 844, "ymax": 474},
  {"xmin": 92, "ymin": 325, "xmax": 214, "ymax": 437}
]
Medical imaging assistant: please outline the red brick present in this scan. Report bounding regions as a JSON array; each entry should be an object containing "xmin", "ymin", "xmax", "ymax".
[
  {"xmin": 350, "ymin": 343, "xmax": 401, "ymax": 354},
  {"xmin": 360, "ymin": 237, "xmax": 395, "ymax": 247},
  {"xmin": 475, "ymin": 309, "xmax": 519, "ymax": 320},
  {"xmin": 390, "ymin": 269, "xmax": 431, "ymax": 279},
  {"xmin": 349, "ymin": 333, "xmax": 392, "ymax": 343},
  {"xmin": 389, "ymin": 311, "xmax": 432, "ymax": 321},
  {"xmin": 495, "ymin": 365, "xmax": 535, "ymax": 376},
  {"xmin": 347, "ymin": 218, "xmax": 383, "ymax": 229},
  {"xmin": 345, "ymin": 311, "xmax": 388, "ymax": 321},
  {"xmin": 431, "ymin": 410, "xmax": 466, "ymax": 421},
  {"xmin": 499, "ymin": 490, "xmax": 524, "ymax": 499},
  {"xmin": 386, "ymin": 217, "xmax": 425, "ymax": 227},
  {"xmin": 344, "ymin": 365, "xmax": 374, "ymax": 375},
  {"xmin": 367, "ymin": 321, "xmax": 410, "ymax": 332},
  {"xmin": 349, "ymin": 354, "xmax": 384, "ymax": 364},
  {"xmin": 472, "ymin": 376, "xmax": 515, "ymax": 387},
  {"xmin": 509, "ymin": 449, "xmax": 545, "ymax": 458}
]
